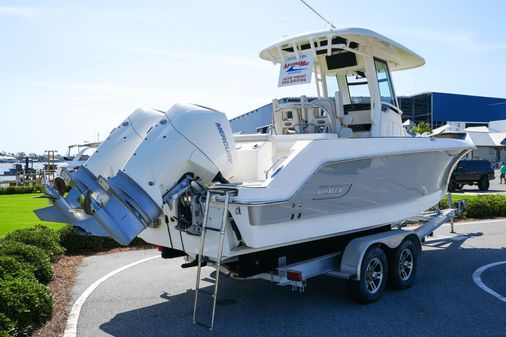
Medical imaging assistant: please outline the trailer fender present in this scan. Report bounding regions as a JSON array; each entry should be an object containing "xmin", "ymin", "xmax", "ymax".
[{"xmin": 340, "ymin": 230, "xmax": 421, "ymax": 281}]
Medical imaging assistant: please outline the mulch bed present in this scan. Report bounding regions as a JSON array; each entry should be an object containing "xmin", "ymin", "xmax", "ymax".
[
  {"xmin": 32, "ymin": 254, "xmax": 84, "ymax": 337},
  {"xmin": 33, "ymin": 245, "xmax": 155, "ymax": 337}
]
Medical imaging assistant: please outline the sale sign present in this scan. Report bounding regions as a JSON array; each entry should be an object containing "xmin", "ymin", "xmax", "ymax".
[{"xmin": 278, "ymin": 52, "xmax": 314, "ymax": 87}]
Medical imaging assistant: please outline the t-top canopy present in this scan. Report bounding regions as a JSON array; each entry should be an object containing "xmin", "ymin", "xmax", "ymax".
[{"xmin": 259, "ymin": 28, "xmax": 425, "ymax": 71}]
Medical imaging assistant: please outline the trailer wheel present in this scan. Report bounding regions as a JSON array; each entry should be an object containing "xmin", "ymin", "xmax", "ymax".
[
  {"xmin": 389, "ymin": 239, "xmax": 418, "ymax": 290},
  {"xmin": 348, "ymin": 246, "xmax": 388, "ymax": 303}
]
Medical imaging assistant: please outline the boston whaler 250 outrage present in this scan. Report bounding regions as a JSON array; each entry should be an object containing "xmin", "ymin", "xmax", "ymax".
[{"xmin": 36, "ymin": 28, "xmax": 473, "ymax": 328}]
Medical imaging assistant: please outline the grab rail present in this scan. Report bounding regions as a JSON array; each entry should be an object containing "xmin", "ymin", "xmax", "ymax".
[
  {"xmin": 381, "ymin": 102, "xmax": 402, "ymax": 115},
  {"xmin": 265, "ymin": 156, "xmax": 287, "ymax": 179}
]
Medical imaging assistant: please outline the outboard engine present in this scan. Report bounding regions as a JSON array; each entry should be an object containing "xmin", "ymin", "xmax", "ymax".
[
  {"xmin": 67, "ymin": 108, "xmax": 166, "ymax": 198},
  {"xmin": 35, "ymin": 108, "xmax": 165, "ymax": 235},
  {"xmin": 69, "ymin": 103, "xmax": 237, "ymax": 245},
  {"xmin": 81, "ymin": 108, "xmax": 166, "ymax": 181}
]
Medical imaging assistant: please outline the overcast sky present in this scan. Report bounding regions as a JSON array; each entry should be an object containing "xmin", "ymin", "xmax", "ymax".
[{"xmin": 1, "ymin": 0, "xmax": 505, "ymax": 154}]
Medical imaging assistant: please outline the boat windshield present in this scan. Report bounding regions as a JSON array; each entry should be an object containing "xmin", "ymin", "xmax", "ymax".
[
  {"xmin": 346, "ymin": 73, "xmax": 370, "ymax": 104},
  {"xmin": 325, "ymin": 75, "xmax": 339, "ymax": 99},
  {"xmin": 375, "ymin": 59, "xmax": 396, "ymax": 106}
]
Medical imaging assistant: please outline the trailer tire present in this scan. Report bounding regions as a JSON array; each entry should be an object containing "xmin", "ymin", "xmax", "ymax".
[
  {"xmin": 348, "ymin": 246, "xmax": 388, "ymax": 304},
  {"xmin": 388, "ymin": 239, "xmax": 418, "ymax": 290}
]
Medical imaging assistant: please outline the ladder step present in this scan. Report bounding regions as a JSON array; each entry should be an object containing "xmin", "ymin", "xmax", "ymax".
[
  {"xmin": 202, "ymin": 277, "xmax": 216, "ymax": 284},
  {"xmin": 181, "ymin": 258, "xmax": 207, "ymax": 269},
  {"xmin": 194, "ymin": 321, "xmax": 212, "ymax": 330},
  {"xmin": 205, "ymin": 227, "xmax": 221, "ymax": 232}
]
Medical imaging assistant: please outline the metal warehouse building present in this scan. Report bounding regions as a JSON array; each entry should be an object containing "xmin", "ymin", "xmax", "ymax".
[
  {"xmin": 399, "ymin": 92, "xmax": 506, "ymax": 128},
  {"xmin": 230, "ymin": 92, "xmax": 506, "ymax": 133}
]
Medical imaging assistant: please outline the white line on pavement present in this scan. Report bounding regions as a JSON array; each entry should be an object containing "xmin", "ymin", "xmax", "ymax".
[
  {"xmin": 63, "ymin": 255, "xmax": 160, "ymax": 337},
  {"xmin": 472, "ymin": 261, "xmax": 506, "ymax": 303}
]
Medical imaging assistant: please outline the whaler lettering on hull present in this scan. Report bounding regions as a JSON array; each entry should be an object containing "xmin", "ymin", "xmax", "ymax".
[{"xmin": 314, "ymin": 184, "xmax": 352, "ymax": 200}]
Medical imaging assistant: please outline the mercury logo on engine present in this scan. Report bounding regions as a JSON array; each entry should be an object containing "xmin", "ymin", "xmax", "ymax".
[{"xmin": 215, "ymin": 122, "xmax": 233, "ymax": 164}]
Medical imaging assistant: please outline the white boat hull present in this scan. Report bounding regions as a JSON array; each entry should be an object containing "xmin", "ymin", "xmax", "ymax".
[{"xmin": 139, "ymin": 136, "xmax": 471, "ymax": 259}]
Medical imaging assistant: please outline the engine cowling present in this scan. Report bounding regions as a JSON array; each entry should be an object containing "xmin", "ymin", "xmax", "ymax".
[
  {"xmin": 82, "ymin": 103, "xmax": 238, "ymax": 244},
  {"xmin": 68, "ymin": 108, "xmax": 165, "ymax": 197},
  {"xmin": 121, "ymin": 103, "xmax": 237, "ymax": 204},
  {"xmin": 84, "ymin": 108, "xmax": 165, "ymax": 179},
  {"xmin": 34, "ymin": 108, "xmax": 164, "ymax": 235}
]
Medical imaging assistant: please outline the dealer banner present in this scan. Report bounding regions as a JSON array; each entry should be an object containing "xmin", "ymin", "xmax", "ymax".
[{"xmin": 278, "ymin": 52, "xmax": 314, "ymax": 87}]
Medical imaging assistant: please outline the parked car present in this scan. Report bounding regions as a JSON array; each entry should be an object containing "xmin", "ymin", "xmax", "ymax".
[{"xmin": 448, "ymin": 160, "xmax": 495, "ymax": 192}]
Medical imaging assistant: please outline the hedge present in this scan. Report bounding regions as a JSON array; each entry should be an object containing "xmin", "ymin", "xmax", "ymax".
[
  {"xmin": 0, "ymin": 313, "xmax": 14, "ymax": 337},
  {"xmin": 58, "ymin": 225, "xmax": 147, "ymax": 253},
  {"xmin": 464, "ymin": 194, "xmax": 506, "ymax": 218},
  {"xmin": 1, "ymin": 224, "xmax": 147, "ymax": 259},
  {"xmin": 0, "ymin": 185, "xmax": 45, "ymax": 195},
  {"xmin": 0, "ymin": 256, "xmax": 35, "ymax": 281},
  {"xmin": 0, "ymin": 224, "xmax": 149, "ymax": 337},
  {"xmin": 57, "ymin": 225, "xmax": 120, "ymax": 253},
  {"xmin": 439, "ymin": 194, "xmax": 506, "ymax": 219},
  {"xmin": 0, "ymin": 278, "xmax": 52, "ymax": 337},
  {"xmin": 4, "ymin": 225, "xmax": 65, "ymax": 262},
  {"xmin": 0, "ymin": 241, "xmax": 53, "ymax": 284}
]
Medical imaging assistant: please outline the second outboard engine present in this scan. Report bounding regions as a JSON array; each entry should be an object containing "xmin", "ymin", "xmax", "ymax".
[
  {"xmin": 83, "ymin": 103, "xmax": 237, "ymax": 245},
  {"xmin": 67, "ymin": 108, "xmax": 166, "ymax": 199},
  {"xmin": 80, "ymin": 108, "xmax": 166, "ymax": 181},
  {"xmin": 34, "ymin": 108, "xmax": 165, "ymax": 235}
]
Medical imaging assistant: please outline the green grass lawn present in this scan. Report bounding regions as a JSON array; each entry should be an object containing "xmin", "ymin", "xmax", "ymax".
[
  {"xmin": 0, "ymin": 193, "xmax": 64, "ymax": 236},
  {"xmin": 440, "ymin": 194, "xmax": 477, "ymax": 203}
]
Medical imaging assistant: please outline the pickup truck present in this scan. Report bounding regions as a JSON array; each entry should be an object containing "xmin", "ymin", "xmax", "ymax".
[{"xmin": 448, "ymin": 159, "xmax": 495, "ymax": 192}]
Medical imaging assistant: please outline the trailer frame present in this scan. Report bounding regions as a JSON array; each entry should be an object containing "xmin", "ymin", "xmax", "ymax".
[{"xmin": 251, "ymin": 206, "xmax": 460, "ymax": 292}]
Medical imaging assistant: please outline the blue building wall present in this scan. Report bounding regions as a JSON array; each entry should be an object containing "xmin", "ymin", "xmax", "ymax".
[
  {"xmin": 230, "ymin": 103, "xmax": 272, "ymax": 133},
  {"xmin": 432, "ymin": 92, "xmax": 506, "ymax": 123},
  {"xmin": 230, "ymin": 93, "xmax": 506, "ymax": 133},
  {"xmin": 230, "ymin": 98, "xmax": 300, "ymax": 133}
]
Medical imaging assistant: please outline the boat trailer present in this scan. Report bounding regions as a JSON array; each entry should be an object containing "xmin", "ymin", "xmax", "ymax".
[
  {"xmin": 191, "ymin": 188, "xmax": 465, "ymax": 330},
  {"xmin": 254, "ymin": 206, "xmax": 460, "ymax": 291}
]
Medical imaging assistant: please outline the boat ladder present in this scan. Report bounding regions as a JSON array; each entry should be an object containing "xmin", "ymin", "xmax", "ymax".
[{"xmin": 192, "ymin": 187, "xmax": 235, "ymax": 330}]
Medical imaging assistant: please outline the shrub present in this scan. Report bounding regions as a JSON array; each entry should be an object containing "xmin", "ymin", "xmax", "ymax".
[
  {"xmin": 412, "ymin": 121, "xmax": 432, "ymax": 134},
  {"xmin": 57, "ymin": 225, "xmax": 118, "ymax": 253},
  {"xmin": 464, "ymin": 194, "xmax": 506, "ymax": 219},
  {"xmin": 0, "ymin": 256, "xmax": 35, "ymax": 281},
  {"xmin": 0, "ymin": 185, "xmax": 44, "ymax": 195},
  {"xmin": 58, "ymin": 225, "xmax": 148, "ymax": 253},
  {"xmin": 4, "ymin": 225, "xmax": 65, "ymax": 262},
  {"xmin": 0, "ymin": 313, "xmax": 14, "ymax": 337},
  {"xmin": 0, "ymin": 278, "xmax": 52, "ymax": 336},
  {"xmin": 0, "ymin": 241, "xmax": 53, "ymax": 284}
]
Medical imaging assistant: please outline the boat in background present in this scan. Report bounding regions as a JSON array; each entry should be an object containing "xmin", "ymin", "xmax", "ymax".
[
  {"xmin": 57, "ymin": 141, "xmax": 101, "ymax": 175},
  {"xmin": 0, "ymin": 155, "xmax": 17, "ymax": 164}
]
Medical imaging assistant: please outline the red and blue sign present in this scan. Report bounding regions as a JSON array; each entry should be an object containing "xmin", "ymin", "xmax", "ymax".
[{"xmin": 278, "ymin": 52, "xmax": 314, "ymax": 87}]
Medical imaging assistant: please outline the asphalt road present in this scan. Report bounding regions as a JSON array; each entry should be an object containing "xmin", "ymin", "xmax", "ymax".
[{"xmin": 72, "ymin": 220, "xmax": 506, "ymax": 337}]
